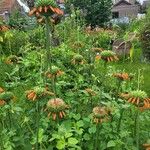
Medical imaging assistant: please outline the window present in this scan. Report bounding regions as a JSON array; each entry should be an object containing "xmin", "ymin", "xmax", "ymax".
[{"xmin": 112, "ymin": 12, "xmax": 119, "ymax": 18}]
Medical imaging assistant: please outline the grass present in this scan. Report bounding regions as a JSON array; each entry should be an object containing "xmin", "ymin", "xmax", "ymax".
[{"xmin": 113, "ymin": 61, "xmax": 150, "ymax": 96}]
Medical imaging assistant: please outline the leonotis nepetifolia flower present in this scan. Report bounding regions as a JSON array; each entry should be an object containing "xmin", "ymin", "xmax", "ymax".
[
  {"xmin": 26, "ymin": 86, "xmax": 54, "ymax": 101},
  {"xmin": 121, "ymin": 90, "xmax": 150, "ymax": 111},
  {"xmin": 28, "ymin": 0, "xmax": 63, "ymax": 17},
  {"xmin": 113, "ymin": 72, "xmax": 133, "ymax": 81},
  {"xmin": 100, "ymin": 50, "xmax": 119, "ymax": 62},
  {"xmin": 71, "ymin": 54, "xmax": 84, "ymax": 65},
  {"xmin": 45, "ymin": 66, "xmax": 64, "ymax": 78},
  {"xmin": 47, "ymin": 98, "xmax": 68, "ymax": 120},
  {"xmin": 92, "ymin": 106, "xmax": 110, "ymax": 124}
]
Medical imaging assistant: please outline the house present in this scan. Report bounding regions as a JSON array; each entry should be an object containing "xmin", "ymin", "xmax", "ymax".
[
  {"xmin": 142, "ymin": 0, "xmax": 150, "ymax": 12},
  {"xmin": 0, "ymin": 0, "xmax": 20, "ymax": 21},
  {"xmin": 112, "ymin": 0, "xmax": 140, "ymax": 19}
]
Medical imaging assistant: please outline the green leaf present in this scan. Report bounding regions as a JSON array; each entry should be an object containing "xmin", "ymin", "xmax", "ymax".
[
  {"xmin": 107, "ymin": 140, "xmax": 116, "ymax": 148},
  {"xmin": 56, "ymin": 140, "xmax": 66, "ymax": 149},
  {"xmin": 68, "ymin": 137, "xmax": 78, "ymax": 145},
  {"xmin": 88, "ymin": 126, "xmax": 96, "ymax": 134},
  {"xmin": 76, "ymin": 120, "xmax": 84, "ymax": 127},
  {"xmin": 83, "ymin": 133, "xmax": 90, "ymax": 141},
  {"xmin": 65, "ymin": 132, "xmax": 73, "ymax": 138}
]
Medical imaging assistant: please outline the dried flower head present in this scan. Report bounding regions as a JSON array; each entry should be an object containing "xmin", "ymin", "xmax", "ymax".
[
  {"xmin": 5, "ymin": 55, "xmax": 20, "ymax": 64},
  {"xmin": 85, "ymin": 88, "xmax": 96, "ymax": 96},
  {"xmin": 95, "ymin": 54, "xmax": 101, "ymax": 61},
  {"xmin": 91, "ymin": 48, "xmax": 103, "ymax": 53},
  {"xmin": 100, "ymin": 50, "xmax": 119, "ymax": 62},
  {"xmin": 121, "ymin": 90, "xmax": 150, "ymax": 110},
  {"xmin": 45, "ymin": 66, "xmax": 64, "ymax": 78},
  {"xmin": 0, "ymin": 25, "xmax": 9, "ymax": 32},
  {"xmin": 0, "ymin": 100, "xmax": 6, "ymax": 106},
  {"xmin": 72, "ymin": 54, "xmax": 84, "ymax": 65},
  {"xmin": 28, "ymin": 0, "xmax": 63, "ymax": 17},
  {"xmin": 0, "ymin": 87, "xmax": 4, "ymax": 93},
  {"xmin": 143, "ymin": 139, "xmax": 150, "ymax": 150},
  {"xmin": 26, "ymin": 86, "xmax": 54, "ymax": 101},
  {"xmin": 92, "ymin": 106, "xmax": 110, "ymax": 124},
  {"xmin": 113, "ymin": 72, "xmax": 133, "ymax": 81},
  {"xmin": 47, "ymin": 98, "xmax": 68, "ymax": 120}
]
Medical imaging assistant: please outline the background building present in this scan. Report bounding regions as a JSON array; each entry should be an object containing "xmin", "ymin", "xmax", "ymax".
[{"xmin": 112, "ymin": 0, "xmax": 140, "ymax": 19}]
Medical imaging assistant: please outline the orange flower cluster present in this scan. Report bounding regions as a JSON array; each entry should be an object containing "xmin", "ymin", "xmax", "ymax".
[
  {"xmin": 0, "ymin": 88, "xmax": 15, "ymax": 106},
  {"xmin": 92, "ymin": 106, "xmax": 110, "ymax": 124},
  {"xmin": 120, "ymin": 91, "xmax": 150, "ymax": 111},
  {"xmin": 0, "ymin": 25, "xmax": 9, "ymax": 32},
  {"xmin": 143, "ymin": 140, "xmax": 150, "ymax": 150},
  {"xmin": 143, "ymin": 143, "xmax": 150, "ymax": 150},
  {"xmin": 26, "ymin": 87, "xmax": 54, "ymax": 101},
  {"xmin": 113, "ymin": 73, "xmax": 133, "ymax": 81},
  {"xmin": 45, "ymin": 66, "xmax": 64, "ymax": 78},
  {"xmin": 29, "ymin": 5, "xmax": 63, "ymax": 17},
  {"xmin": 47, "ymin": 98, "xmax": 68, "ymax": 120},
  {"xmin": 0, "ymin": 87, "xmax": 4, "ymax": 93},
  {"xmin": 101, "ymin": 55, "xmax": 118, "ymax": 62},
  {"xmin": 85, "ymin": 88, "xmax": 96, "ymax": 96},
  {"xmin": 0, "ymin": 87, "xmax": 5, "ymax": 106},
  {"xmin": 99, "ymin": 50, "xmax": 119, "ymax": 62}
]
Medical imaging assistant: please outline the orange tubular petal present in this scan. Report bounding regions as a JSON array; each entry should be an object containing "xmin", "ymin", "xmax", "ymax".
[
  {"xmin": 49, "ymin": 6, "xmax": 55, "ymax": 12},
  {"xmin": 128, "ymin": 97, "xmax": 133, "ymax": 103},
  {"xmin": 131, "ymin": 98, "xmax": 137, "ymax": 104},
  {"xmin": 27, "ymin": 92, "xmax": 35, "ymax": 99},
  {"xmin": 36, "ymin": 12, "xmax": 40, "ymax": 17},
  {"xmin": 0, "ymin": 87, "xmax": 4, "ymax": 93},
  {"xmin": 33, "ymin": 95, "xmax": 37, "ymax": 101},
  {"xmin": 44, "ymin": 6, "xmax": 48, "ymax": 13},
  {"xmin": 55, "ymin": 8, "xmax": 63, "ymax": 15},
  {"xmin": 109, "ymin": 57, "xmax": 113, "ymax": 62},
  {"xmin": 107, "ymin": 57, "xmax": 110, "ymax": 62},
  {"xmin": 59, "ymin": 111, "xmax": 63, "ymax": 119},
  {"xmin": 28, "ymin": 8, "xmax": 37, "ymax": 16},
  {"xmin": 143, "ymin": 100, "xmax": 148, "ymax": 108},
  {"xmin": 136, "ymin": 98, "xmax": 140, "ymax": 105},
  {"xmin": 145, "ymin": 99, "xmax": 150, "ymax": 107},
  {"xmin": 62, "ymin": 111, "xmax": 66, "ymax": 117},
  {"xmin": 38, "ymin": 6, "xmax": 43, "ymax": 12}
]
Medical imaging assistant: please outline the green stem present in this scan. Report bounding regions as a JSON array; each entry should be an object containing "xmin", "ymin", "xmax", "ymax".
[
  {"xmin": 45, "ymin": 17, "xmax": 52, "ymax": 71},
  {"xmin": 117, "ymin": 108, "xmax": 124, "ymax": 132},
  {"xmin": 135, "ymin": 108, "xmax": 140, "ymax": 150},
  {"xmin": 36, "ymin": 101, "xmax": 40, "ymax": 150},
  {"xmin": 95, "ymin": 124, "xmax": 100, "ymax": 150}
]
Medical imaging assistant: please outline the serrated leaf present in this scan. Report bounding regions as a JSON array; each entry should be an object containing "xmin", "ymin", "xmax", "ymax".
[
  {"xmin": 107, "ymin": 140, "xmax": 116, "ymax": 147},
  {"xmin": 68, "ymin": 138, "xmax": 78, "ymax": 145}
]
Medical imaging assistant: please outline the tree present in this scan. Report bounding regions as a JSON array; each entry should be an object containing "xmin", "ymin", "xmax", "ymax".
[{"xmin": 66, "ymin": 0, "xmax": 112, "ymax": 27}]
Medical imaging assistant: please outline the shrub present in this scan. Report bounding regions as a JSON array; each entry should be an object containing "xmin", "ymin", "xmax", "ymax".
[{"xmin": 140, "ymin": 9, "xmax": 150, "ymax": 61}]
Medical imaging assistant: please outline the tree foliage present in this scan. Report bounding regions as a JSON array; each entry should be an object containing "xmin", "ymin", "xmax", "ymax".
[{"xmin": 66, "ymin": 0, "xmax": 112, "ymax": 27}]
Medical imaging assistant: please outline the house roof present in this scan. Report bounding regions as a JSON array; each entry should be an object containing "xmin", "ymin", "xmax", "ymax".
[
  {"xmin": 0, "ymin": 0, "xmax": 16, "ymax": 13},
  {"xmin": 113, "ymin": 0, "xmax": 132, "ymax": 7}
]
